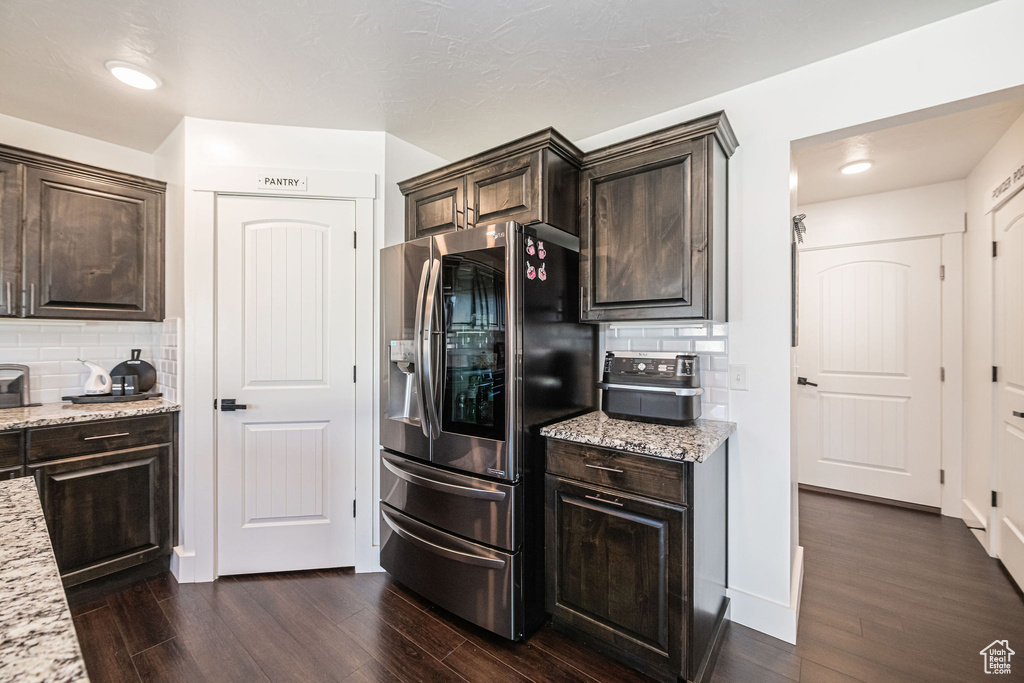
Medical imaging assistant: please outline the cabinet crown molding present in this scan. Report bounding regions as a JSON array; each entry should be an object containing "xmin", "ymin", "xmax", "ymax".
[
  {"xmin": 582, "ymin": 111, "xmax": 738, "ymax": 168},
  {"xmin": 398, "ymin": 127, "xmax": 584, "ymax": 195},
  {"xmin": 0, "ymin": 143, "xmax": 166, "ymax": 193}
]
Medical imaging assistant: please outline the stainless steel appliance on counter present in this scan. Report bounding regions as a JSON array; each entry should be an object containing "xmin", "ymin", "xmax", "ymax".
[
  {"xmin": 599, "ymin": 351, "xmax": 703, "ymax": 425},
  {"xmin": 0, "ymin": 364, "xmax": 32, "ymax": 408},
  {"xmin": 380, "ymin": 221, "xmax": 597, "ymax": 640}
]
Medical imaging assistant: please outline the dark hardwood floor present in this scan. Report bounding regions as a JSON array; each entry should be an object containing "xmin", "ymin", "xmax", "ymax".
[{"xmin": 68, "ymin": 490, "xmax": 1024, "ymax": 682}]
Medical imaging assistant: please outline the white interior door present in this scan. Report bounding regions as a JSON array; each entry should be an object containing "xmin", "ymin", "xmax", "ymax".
[
  {"xmin": 216, "ymin": 195, "xmax": 356, "ymax": 575},
  {"xmin": 994, "ymin": 188, "xmax": 1024, "ymax": 590},
  {"xmin": 796, "ymin": 238, "xmax": 942, "ymax": 507}
]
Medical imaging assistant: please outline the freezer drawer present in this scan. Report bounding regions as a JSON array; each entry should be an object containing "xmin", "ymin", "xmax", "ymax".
[
  {"xmin": 380, "ymin": 450, "xmax": 519, "ymax": 551},
  {"xmin": 380, "ymin": 504, "xmax": 521, "ymax": 640}
]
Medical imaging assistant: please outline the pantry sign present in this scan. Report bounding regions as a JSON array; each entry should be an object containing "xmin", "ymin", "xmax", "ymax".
[
  {"xmin": 257, "ymin": 174, "xmax": 308, "ymax": 191},
  {"xmin": 988, "ymin": 157, "xmax": 1024, "ymax": 213}
]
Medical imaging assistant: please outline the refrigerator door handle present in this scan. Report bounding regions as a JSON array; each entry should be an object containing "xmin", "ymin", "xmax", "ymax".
[
  {"xmin": 413, "ymin": 260, "xmax": 431, "ymax": 437},
  {"xmin": 382, "ymin": 455, "xmax": 507, "ymax": 501},
  {"xmin": 381, "ymin": 506, "xmax": 506, "ymax": 569},
  {"xmin": 422, "ymin": 258, "xmax": 442, "ymax": 439}
]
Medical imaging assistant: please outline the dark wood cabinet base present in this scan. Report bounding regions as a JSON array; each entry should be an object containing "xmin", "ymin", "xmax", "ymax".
[{"xmin": 551, "ymin": 599, "xmax": 727, "ymax": 683}]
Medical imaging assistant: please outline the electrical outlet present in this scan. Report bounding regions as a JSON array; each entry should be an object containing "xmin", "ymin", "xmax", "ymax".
[{"xmin": 729, "ymin": 364, "xmax": 748, "ymax": 391}]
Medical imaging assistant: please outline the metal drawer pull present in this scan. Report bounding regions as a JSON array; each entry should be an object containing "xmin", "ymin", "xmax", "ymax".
[
  {"xmin": 585, "ymin": 494, "xmax": 623, "ymax": 507},
  {"xmin": 83, "ymin": 432, "xmax": 130, "ymax": 441},
  {"xmin": 584, "ymin": 463, "xmax": 624, "ymax": 474},
  {"xmin": 1014, "ymin": 411, "xmax": 1024, "ymax": 418}
]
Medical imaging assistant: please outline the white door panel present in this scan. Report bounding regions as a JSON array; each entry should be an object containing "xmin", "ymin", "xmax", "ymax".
[
  {"xmin": 217, "ymin": 195, "xmax": 356, "ymax": 575},
  {"xmin": 994, "ymin": 188, "xmax": 1024, "ymax": 591},
  {"xmin": 797, "ymin": 238, "xmax": 942, "ymax": 506}
]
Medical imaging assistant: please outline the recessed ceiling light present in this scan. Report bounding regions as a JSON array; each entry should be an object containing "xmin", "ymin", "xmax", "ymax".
[
  {"xmin": 105, "ymin": 61, "xmax": 162, "ymax": 90},
  {"xmin": 841, "ymin": 161, "xmax": 872, "ymax": 175}
]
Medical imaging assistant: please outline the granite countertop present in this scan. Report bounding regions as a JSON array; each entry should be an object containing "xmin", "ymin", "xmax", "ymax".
[
  {"xmin": 540, "ymin": 411, "xmax": 736, "ymax": 462},
  {"xmin": 0, "ymin": 478, "xmax": 89, "ymax": 681},
  {"xmin": 0, "ymin": 398, "xmax": 180, "ymax": 431}
]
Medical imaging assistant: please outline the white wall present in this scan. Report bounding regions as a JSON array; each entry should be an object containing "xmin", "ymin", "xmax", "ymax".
[
  {"xmin": 0, "ymin": 112, "xmax": 154, "ymax": 178},
  {"xmin": 384, "ymin": 134, "xmax": 447, "ymax": 247},
  {"xmin": 153, "ymin": 121, "xmax": 186, "ymax": 321},
  {"xmin": 796, "ymin": 180, "xmax": 966, "ymax": 249},
  {"xmin": 963, "ymin": 109, "xmax": 1024, "ymax": 548},
  {"xmin": 576, "ymin": 0, "xmax": 1024, "ymax": 642}
]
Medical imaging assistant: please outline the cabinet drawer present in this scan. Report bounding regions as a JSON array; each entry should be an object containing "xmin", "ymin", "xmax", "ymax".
[
  {"xmin": 27, "ymin": 414, "xmax": 173, "ymax": 463},
  {"xmin": 546, "ymin": 439, "xmax": 686, "ymax": 505},
  {"xmin": 0, "ymin": 430, "xmax": 23, "ymax": 468}
]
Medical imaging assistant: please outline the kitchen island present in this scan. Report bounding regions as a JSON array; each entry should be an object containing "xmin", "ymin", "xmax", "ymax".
[
  {"xmin": 541, "ymin": 411, "xmax": 733, "ymax": 683},
  {"xmin": 0, "ymin": 477, "xmax": 89, "ymax": 681}
]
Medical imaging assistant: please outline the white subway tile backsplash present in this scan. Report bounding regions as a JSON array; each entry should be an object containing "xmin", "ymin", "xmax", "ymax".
[
  {"xmin": 0, "ymin": 320, "xmax": 164, "ymax": 404},
  {"xmin": 678, "ymin": 327, "xmax": 709, "ymax": 337},
  {"xmin": 0, "ymin": 348, "xmax": 39, "ymax": 362},
  {"xmin": 711, "ymin": 356, "xmax": 729, "ymax": 372},
  {"xmin": 694, "ymin": 340, "xmax": 727, "ymax": 353},
  {"xmin": 661, "ymin": 339, "xmax": 694, "ymax": 352},
  {"xmin": 627, "ymin": 340, "xmax": 660, "ymax": 352}
]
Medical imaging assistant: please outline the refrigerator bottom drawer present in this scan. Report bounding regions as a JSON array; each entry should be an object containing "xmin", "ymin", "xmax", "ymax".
[{"xmin": 380, "ymin": 504, "xmax": 521, "ymax": 640}]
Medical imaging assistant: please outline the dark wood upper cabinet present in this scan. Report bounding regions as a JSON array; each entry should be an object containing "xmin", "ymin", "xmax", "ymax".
[
  {"xmin": 405, "ymin": 175, "xmax": 466, "ymax": 237},
  {"xmin": 580, "ymin": 112, "xmax": 736, "ymax": 322},
  {"xmin": 400, "ymin": 129, "xmax": 582, "ymax": 240},
  {"xmin": 0, "ymin": 160, "xmax": 22, "ymax": 317},
  {"xmin": 0, "ymin": 144, "xmax": 166, "ymax": 322}
]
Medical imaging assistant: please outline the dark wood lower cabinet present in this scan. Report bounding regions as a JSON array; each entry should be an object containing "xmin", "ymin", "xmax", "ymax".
[
  {"xmin": 32, "ymin": 443, "xmax": 172, "ymax": 586},
  {"xmin": 545, "ymin": 439, "xmax": 728, "ymax": 683},
  {"xmin": 1, "ymin": 412, "xmax": 178, "ymax": 587}
]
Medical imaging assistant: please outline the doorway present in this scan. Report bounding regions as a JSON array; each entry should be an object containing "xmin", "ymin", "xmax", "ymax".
[
  {"xmin": 795, "ymin": 237, "xmax": 943, "ymax": 507},
  {"xmin": 215, "ymin": 194, "xmax": 357, "ymax": 575},
  {"xmin": 789, "ymin": 97, "xmax": 1024, "ymax": 514}
]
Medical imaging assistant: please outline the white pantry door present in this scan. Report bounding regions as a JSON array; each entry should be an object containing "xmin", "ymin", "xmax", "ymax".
[
  {"xmin": 796, "ymin": 238, "xmax": 942, "ymax": 507},
  {"xmin": 216, "ymin": 195, "xmax": 356, "ymax": 575},
  {"xmin": 994, "ymin": 188, "xmax": 1024, "ymax": 590}
]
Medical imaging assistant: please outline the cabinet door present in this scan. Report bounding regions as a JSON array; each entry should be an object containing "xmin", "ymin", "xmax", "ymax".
[
  {"xmin": 0, "ymin": 161, "xmax": 21, "ymax": 317},
  {"xmin": 405, "ymin": 176, "xmax": 465, "ymax": 239},
  {"xmin": 545, "ymin": 475, "xmax": 685, "ymax": 671},
  {"xmin": 32, "ymin": 443, "xmax": 172, "ymax": 586},
  {"xmin": 467, "ymin": 152, "xmax": 541, "ymax": 229},
  {"xmin": 24, "ymin": 168, "xmax": 164, "ymax": 321},
  {"xmin": 581, "ymin": 138, "xmax": 710, "ymax": 321}
]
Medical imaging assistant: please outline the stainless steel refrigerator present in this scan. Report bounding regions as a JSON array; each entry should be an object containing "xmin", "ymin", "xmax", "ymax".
[{"xmin": 380, "ymin": 221, "xmax": 596, "ymax": 640}]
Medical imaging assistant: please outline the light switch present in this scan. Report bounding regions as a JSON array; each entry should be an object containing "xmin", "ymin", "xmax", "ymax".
[{"xmin": 729, "ymin": 364, "xmax": 748, "ymax": 391}]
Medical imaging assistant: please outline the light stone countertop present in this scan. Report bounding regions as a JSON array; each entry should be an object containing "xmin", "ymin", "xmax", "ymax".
[
  {"xmin": 0, "ymin": 398, "xmax": 180, "ymax": 431},
  {"xmin": 540, "ymin": 411, "xmax": 735, "ymax": 462},
  {"xmin": 0, "ymin": 478, "xmax": 89, "ymax": 681}
]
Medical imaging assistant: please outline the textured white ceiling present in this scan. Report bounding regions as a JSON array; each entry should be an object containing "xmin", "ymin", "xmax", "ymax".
[
  {"xmin": 793, "ymin": 97, "xmax": 1024, "ymax": 205},
  {"xmin": 0, "ymin": 0, "xmax": 996, "ymax": 157}
]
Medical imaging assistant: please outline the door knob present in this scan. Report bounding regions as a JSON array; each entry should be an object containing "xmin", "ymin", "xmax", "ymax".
[
  {"xmin": 797, "ymin": 377, "xmax": 818, "ymax": 387},
  {"xmin": 1013, "ymin": 411, "xmax": 1024, "ymax": 418},
  {"xmin": 220, "ymin": 399, "xmax": 248, "ymax": 411}
]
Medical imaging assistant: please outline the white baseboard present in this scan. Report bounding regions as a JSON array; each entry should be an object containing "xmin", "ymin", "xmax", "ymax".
[
  {"xmin": 962, "ymin": 497, "xmax": 987, "ymax": 530},
  {"xmin": 727, "ymin": 546, "xmax": 804, "ymax": 644},
  {"xmin": 171, "ymin": 546, "xmax": 196, "ymax": 583},
  {"xmin": 355, "ymin": 546, "xmax": 382, "ymax": 573},
  {"xmin": 999, "ymin": 517, "xmax": 1024, "ymax": 592}
]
